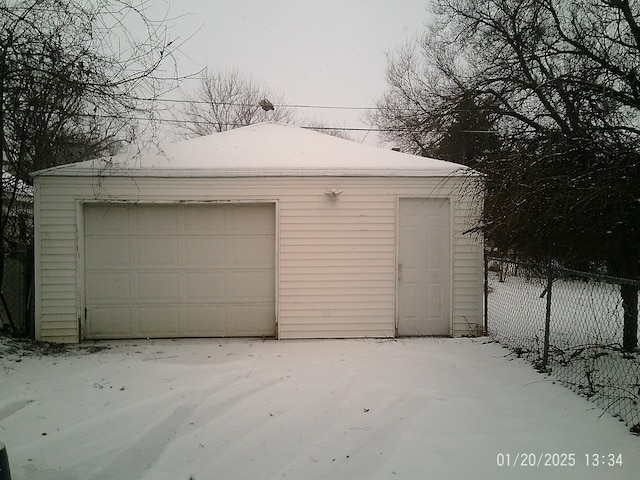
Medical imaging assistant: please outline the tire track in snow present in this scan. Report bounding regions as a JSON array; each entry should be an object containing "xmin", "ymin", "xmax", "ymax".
[
  {"xmin": 268, "ymin": 390, "xmax": 421, "ymax": 480},
  {"xmin": 134, "ymin": 374, "xmax": 289, "ymax": 479},
  {"xmin": 8, "ymin": 366, "xmax": 269, "ymax": 479},
  {"xmin": 0, "ymin": 398, "xmax": 34, "ymax": 421},
  {"xmin": 89, "ymin": 374, "xmax": 286, "ymax": 480},
  {"xmin": 88, "ymin": 403, "xmax": 197, "ymax": 480}
]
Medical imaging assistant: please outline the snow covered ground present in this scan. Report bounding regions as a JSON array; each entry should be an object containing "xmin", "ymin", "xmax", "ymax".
[{"xmin": 1, "ymin": 336, "xmax": 638, "ymax": 480}]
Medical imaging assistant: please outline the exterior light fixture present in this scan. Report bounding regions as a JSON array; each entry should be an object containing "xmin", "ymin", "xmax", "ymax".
[{"xmin": 324, "ymin": 188, "xmax": 343, "ymax": 199}]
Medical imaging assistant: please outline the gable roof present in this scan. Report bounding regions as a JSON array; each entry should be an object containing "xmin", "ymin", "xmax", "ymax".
[{"xmin": 32, "ymin": 122, "xmax": 468, "ymax": 178}]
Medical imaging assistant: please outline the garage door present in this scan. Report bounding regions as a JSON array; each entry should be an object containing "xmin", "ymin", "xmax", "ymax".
[{"xmin": 84, "ymin": 203, "xmax": 276, "ymax": 339}]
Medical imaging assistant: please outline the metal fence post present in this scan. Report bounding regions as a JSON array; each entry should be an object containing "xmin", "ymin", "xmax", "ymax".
[
  {"xmin": 484, "ymin": 251, "xmax": 489, "ymax": 335},
  {"xmin": 542, "ymin": 262, "xmax": 553, "ymax": 369}
]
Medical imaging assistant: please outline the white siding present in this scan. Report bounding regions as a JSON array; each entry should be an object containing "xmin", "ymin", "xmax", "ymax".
[
  {"xmin": 278, "ymin": 188, "xmax": 396, "ymax": 338},
  {"xmin": 33, "ymin": 175, "xmax": 483, "ymax": 343}
]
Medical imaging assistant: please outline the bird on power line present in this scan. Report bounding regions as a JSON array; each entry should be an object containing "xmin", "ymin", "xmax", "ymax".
[{"xmin": 259, "ymin": 98, "xmax": 274, "ymax": 111}]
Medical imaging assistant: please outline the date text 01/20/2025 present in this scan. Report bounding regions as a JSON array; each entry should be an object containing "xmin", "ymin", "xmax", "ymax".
[{"xmin": 496, "ymin": 453, "xmax": 623, "ymax": 468}]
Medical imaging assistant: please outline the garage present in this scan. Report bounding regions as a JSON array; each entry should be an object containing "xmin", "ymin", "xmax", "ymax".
[
  {"xmin": 33, "ymin": 122, "xmax": 484, "ymax": 343},
  {"xmin": 83, "ymin": 203, "xmax": 276, "ymax": 339}
]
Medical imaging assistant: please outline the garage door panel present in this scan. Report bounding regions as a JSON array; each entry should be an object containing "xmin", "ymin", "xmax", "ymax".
[
  {"xmin": 86, "ymin": 273, "xmax": 131, "ymax": 303},
  {"xmin": 87, "ymin": 307, "xmax": 131, "ymax": 338},
  {"xmin": 137, "ymin": 272, "xmax": 180, "ymax": 301},
  {"xmin": 135, "ymin": 205, "xmax": 179, "ymax": 233},
  {"xmin": 428, "ymin": 284, "xmax": 443, "ymax": 311},
  {"xmin": 85, "ymin": 205, "xmax": 130, "ymax": 235},
  {"xmin": 232, "ymin": 237, "xmax": 275, "ymax": 265},
  {"xmin": 85, "ymin": 238, "xmax": 130, "ymax": 267},
  {"xmin": 136, "ymin": 238, "xmax": 179, "ymax": 266},
  {"xmin": 230, "ymin": 205, "xmax": 276, "ymax": 232},
  {"xmin": 138, "ymin": 306, "xmax": 180, "ymax": 336},
  {"xmin": 184, "ymin": 238, "xmax": 227, "ymax": 266},
  {"xmin": 84, "ymin": 203, "xmax": 275, "ymax": 339},
  {"xmin": 184, "ymin": 271, "xmax": 227, "ymax": 300},
  {"xmin": 183, "ymin": 205, "xmax": 226, "ymax": 233},
  {"xmin": 228, "ymin": 305, "xmax": 275, "ymax": 335},
  {"xmin": 230, "ymin": 271, "xmax": 274, "ymax": 300},
  {"xmin": 183, "ymin": 306, "xmax": 227, "ymax": 336}
]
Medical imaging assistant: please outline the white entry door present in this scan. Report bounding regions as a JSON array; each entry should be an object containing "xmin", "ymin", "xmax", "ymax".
[{"xmin": 397, "ymin": 198, "xmax": 451, "ymax": 336}]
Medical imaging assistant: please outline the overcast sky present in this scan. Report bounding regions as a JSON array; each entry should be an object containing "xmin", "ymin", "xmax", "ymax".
[{"xmin": 154, "ymin": 0, "xmax": 432, "ymax": 144}]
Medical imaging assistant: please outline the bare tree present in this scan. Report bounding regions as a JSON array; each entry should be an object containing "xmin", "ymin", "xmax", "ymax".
[
  {"xmin": 369, "ymin": 40, "xmax": 458, "ymax": 156},
  {"xmin": 178, "ymin": 70, "xmax": 295, "ymax": 137},
  {"xmin": 372, "ymin": 0, "xmax": 640, "ymax": 351},
  {"xmin": 1, "ymin": 0, "xmax": 181, "ymax": 330}
]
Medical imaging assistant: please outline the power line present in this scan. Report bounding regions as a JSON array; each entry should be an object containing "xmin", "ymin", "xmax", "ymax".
[
  {"xmin": 133, "ymin": 95, "xmax": 492, "ymax": 115},
  {"xmin": 87, "ymin": 112, "xmax": 498, "ymax": 134},
  {"xmin": 8, "ymin": 102, "xmax": 497, "ymax": 134},
  {"xmin": 135, "ymin": 96, "xmax": 381, "ymax": 111},
  {"xmin": 79, "ymin": 111, "xmax": 405, "ymax": 132}
]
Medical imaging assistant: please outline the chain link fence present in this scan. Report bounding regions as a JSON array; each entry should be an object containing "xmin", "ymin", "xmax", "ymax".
[{"xmin": 485, "ymin": 255, "xmax": 640, "ymax": 435}]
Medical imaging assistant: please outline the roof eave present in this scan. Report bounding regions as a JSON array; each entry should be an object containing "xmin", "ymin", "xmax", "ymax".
[{"xmin": 32, "ymin": 167, "xmax": 474, "ymax": 178}]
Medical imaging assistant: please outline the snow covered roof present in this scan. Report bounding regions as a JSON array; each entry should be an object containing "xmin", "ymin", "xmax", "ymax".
[{"xmin": 32, "ymin": 122, "xmax": 469, "ymax": 178}]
